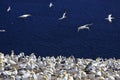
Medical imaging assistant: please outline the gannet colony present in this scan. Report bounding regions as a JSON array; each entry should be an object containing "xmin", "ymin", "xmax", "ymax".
[{"xmin": 0, "ymin": 51, "xmax": 120, "ymax": 80}]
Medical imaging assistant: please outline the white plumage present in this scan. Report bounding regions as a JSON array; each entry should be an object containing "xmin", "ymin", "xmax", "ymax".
[
  {"xmin": 7, "ymin": 6, "xmax": 11, "ymax": 12},
  {"xmin": 18, "ymin": 14, "xmax": 31, "ymax": 18},
  {"xmin": 105, "ymin": 14, "xmax": 115, "ymax": 23},
  {"xmin": 49, "ymin": 2, "xmax": 54, "ymax": 8},
  {"xmin": 58, "ymin": 12, "xmax": 67, "ymax": 20},
  {"xmin": 78, "ymin": 23, "xmax": 93, "ymax": 32}
]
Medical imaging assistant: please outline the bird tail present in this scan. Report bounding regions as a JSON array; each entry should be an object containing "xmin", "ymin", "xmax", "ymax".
[{"xmin": 112, "ymin": 17, "xmax": 115, "ymax": 19}]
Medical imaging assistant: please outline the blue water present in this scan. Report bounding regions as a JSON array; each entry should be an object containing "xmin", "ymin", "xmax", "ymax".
[{"xmin": 0, "ymin": 0, "xmax": 120, "ymax": 58}]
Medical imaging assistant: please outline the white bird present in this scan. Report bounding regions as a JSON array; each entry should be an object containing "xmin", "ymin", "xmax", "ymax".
[
  {"xmin": 58, "ymin": 12, "xmax": 67, "ymax": 20},
  {"xmin": 18, "ymin": 14, "xmax": 31, "ymax": 18},
  {"xmin": 7, "ymin": 6, "xmax": 11, "ymax": 12},
  {"xmin": 49, "ymin": 2, "xmax": 54, "ymax": 8},
  {"xmin": 105, "ymin": 14, "xmax": 115, "ymax": 23},
  {"xmin": 77, "ymin": 23, "xmax": 93, "ymax": 32},
  {"xmin": 8, "ymin": 59, "xmax": 16, "ymax": 65},
  {"xmin": 0, "ymin": 29, "xmax": 6, "ymax": 32}
]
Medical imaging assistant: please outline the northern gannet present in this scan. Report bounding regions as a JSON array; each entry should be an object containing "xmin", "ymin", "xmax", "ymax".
[
  {"xmin": 105, "ymin": 14, "xmax": 115, "ymax": 23},
  {"xmin": 11, "ymin": 50, "xmax": 15, "ymax": 59},
  {"xmin": 68, "ymin": 74, "xmax": 74, "ymax": 80},
  {"xmin": 49, "ymin": 2, "xmax": 54, "ymax": 8},
  {"xmin": 0, "ymin": 29, "xmax": 6, "ymax": 32},
  {"xmin": 10, "ymin": 76, "xmax": 15, "ymax": 80},
  {"xmin": 9, "ymin": 60, "xmax": 16, "ymax": 65},
  {"xmin": 31, "ymin": 70, "xmax": 37, "ymax": 80},
  {"xmin": 88, "ymin": 74, "xmax": 95, "ymax": 80},
  {"xmin": 11, "ymin": 68, "xmax": 18, "ymax": 75},
  {"xmin": 18, "ymin": 14, "xmax": 31, "ymax": 18},
  {"xmin": 7, "ymin": 6, "xmax": 11, "ymax": 12},
  {"xmin": 77, "ymin": 23, "xmax": 93, "ymax": 32},
  {"xmin": 22, "ymin": 70, "xmax": 31, "ymax": 80},
  {"xmin": 58, "ymin": 12, "xmax": 67, "ymax": 20}
]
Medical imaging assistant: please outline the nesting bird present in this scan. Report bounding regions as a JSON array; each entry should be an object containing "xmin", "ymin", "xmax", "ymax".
[
  {"xmin": 0, "ymin": 52, "xmax": 4, "ymax": 72},
  {"xmin": 0, "ymin": 51, "xmax": 119, "ymax": 80}
]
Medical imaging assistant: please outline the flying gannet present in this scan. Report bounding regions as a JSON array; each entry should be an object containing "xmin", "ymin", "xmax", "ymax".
[
  {"xmin": 7, "ymin": 6, "xmax": 11, "ymax": 12},
  {"xmin": 105, "ymin": 14, "xmax": 115, "ymax": 23},
  {"xmin": 0, "ymin": 29, "xmax": 6, "ymax": 32},
  {"xmin": 49, "ymin": 2, "xmax": 54, "ymax": 8},
  {"xmin": 77, "ymin": 23, "xmax": 93, "ymax": 32},
  {"xmin": 58, "ymin": 11, "xmax": 67, "ymax": 20},
  {"xmin": 18, "ymin": 14, "xmax": 31, "ymax": 19}
]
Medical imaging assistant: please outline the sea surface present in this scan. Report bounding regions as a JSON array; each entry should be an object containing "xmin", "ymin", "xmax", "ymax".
[{"xmin": 0, "ymin": 0, "xmax": 120, "ymax": 58}]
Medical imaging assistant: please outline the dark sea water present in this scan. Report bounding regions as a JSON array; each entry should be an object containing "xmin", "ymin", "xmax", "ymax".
[{"xmin": 0, "ymin": 0, "xmax": 120, "ymax": 58}]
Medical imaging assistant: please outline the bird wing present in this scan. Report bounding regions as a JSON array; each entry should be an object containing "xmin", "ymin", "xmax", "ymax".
[
  {"xmin": 63, "ymin": 12, "xmax": 66, "ymax": 17},
  {"xmin": 58, "ymin": 17, "xmax": 63, "ymax": 20},
  {"xmin": 49, "ymin": 3, "xmax": 53, "ymax": 7},
  {"xmin": 19, "ymin": 14, "xmax": 31, "ymax": 18},
  {"xmin": 84, "ymin": 23, "xmax": 93, "ymax": 27},
  {"xmin": 7, "ymin": 6, "xmax": 11, "ymax": 12},
  {"xmin": 19, "ymin": 15, "xmax": 24, "ymax": 18},
  {"xmin": 109, "ymin": 19, "xmax": 112, "ymax": 22},
  {"xmin": 58, "ymin": 12, "xmax": 66, "ymax": 20},
  {"xmin": 78, "ymin": 25, "xmax": 90, "ymax": 32},
  {"xmin": 78, "ymin": 26, "xmax": 83, "ymax": 31},
  {"xmin": 49, "ymin": 3, "xmax": 52, "ymax": 7},
  {"xmin": 19, "ymin": 15, "xmax": 27, "ymax": 18},
  {"xmin": 108, "ymin": 14, "xmax": 112, "ymax": 18},
  {"xmin": 27, "ymin": 14, "xmax": 31, "ymax": 16},
  {"xmin": 86, "ymin": 27, "xmax": 90, "ymax": 30},
  {"xmin": 88, "ymin": 23, "xmax": 93, "ymax": 26}
]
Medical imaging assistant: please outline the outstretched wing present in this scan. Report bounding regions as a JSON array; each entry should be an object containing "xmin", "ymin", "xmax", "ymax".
[
  {"xmin": 18, "ymin": 14, "xmax": 31, "ymax": 18},
  {"xmin": 63, "ymin": 12, "xmax": 66, "ymax": 17},
  {"xmin": 58, "ymin": 17, "xmax": 63, "ymax": 20},
  {"xmin": 7, "ymin": 6, "xmax": 11, "ymax": 12},
  {"xmin": 85, "ymin": 23, "xmax": 93, "ymax": 27},
  {"xmin": 108, "ymin": 14, "xmax": 112, "ymax": 18},
  {"xmin": 77, "ymin": 26, "xmax": 84, "ymax": 32},
  {"xmin": 109, "ymin": 19, "xmax": 112, "ymax": 23},
  {"xmin": 49, "ymin": 3, "xmax": 53, "ymax": 7}
]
